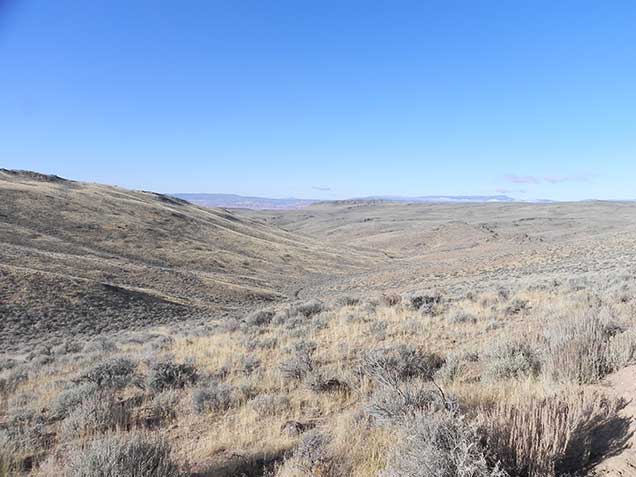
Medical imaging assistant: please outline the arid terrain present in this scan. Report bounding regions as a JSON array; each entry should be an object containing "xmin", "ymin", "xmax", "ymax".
[{"xmin": 2, "ymin": 170, "xmax": 636, "ymax": 476}]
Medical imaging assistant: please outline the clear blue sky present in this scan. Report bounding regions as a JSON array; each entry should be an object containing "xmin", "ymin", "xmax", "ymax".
[{"xmin": 1, "ymin": 1, "xmax": 635, "ymax": 200}]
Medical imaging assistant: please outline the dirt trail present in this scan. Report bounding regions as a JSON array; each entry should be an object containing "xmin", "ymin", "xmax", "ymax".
[{"xmin": 591, "ymin": 365, "xmax": 636, "ymax": 475}]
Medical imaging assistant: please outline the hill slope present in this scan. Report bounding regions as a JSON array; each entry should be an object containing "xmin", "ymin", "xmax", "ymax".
[{"xmin": 0, "ymin": 170, "xmax": 372, "ymax": 349}]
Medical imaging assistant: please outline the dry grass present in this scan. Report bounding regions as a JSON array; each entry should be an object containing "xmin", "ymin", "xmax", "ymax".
[
  {"xmin": 1, "ymin": 277, "xmax": 636, "ymax": 476},
  {"xmin": 481, "ymin": 390, "xmax": 627, "ymax": 476},
  {"xmin": 3, "ymin": 171, "xmax": 636, "ymax": 475}
]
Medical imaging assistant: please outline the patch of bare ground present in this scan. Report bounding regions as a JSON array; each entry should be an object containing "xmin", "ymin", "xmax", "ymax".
[{"xmin": 590, "ymin": 365, "xmax": 636, "ymax": 475}]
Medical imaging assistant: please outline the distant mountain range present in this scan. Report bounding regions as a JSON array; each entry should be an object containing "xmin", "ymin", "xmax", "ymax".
[
  {"xmin": 173, "ymin": 193, "xmax": 319, "ymax": 210},
  {"xmin": 358, "ymin": 195, "xmax": 517, "ymax": 203},
  {"xmin": 172, "ymin": 193, "xmax": 529, "ymax": 210}
]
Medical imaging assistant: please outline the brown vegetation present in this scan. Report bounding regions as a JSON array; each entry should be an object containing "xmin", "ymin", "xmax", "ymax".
[{"xmin": 2, "ymin": 171, "xmax": 636, "ymax": 475}]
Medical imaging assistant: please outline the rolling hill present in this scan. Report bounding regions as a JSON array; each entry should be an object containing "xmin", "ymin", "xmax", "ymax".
[{"xmin": 0, "ymin": 170, "xmax": 374, "ymax": 349}]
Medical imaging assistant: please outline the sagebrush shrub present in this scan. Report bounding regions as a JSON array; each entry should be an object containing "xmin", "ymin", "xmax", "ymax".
[
  {"xmin": 60, "ymin": 395, "xmax": 130, "ymax": 440},
  {"xmin": 248, "ymin": 393, "xmax": 290, "ymax": 416},
  {"xmin": 482, "ymin": 341, "xmax": 540, "ymax": 381},
  {"xmin": 192, "ymin": 383, "xmax": 234, "ymax": 414},
  {"xmin": 294, "ymin": 299, "xmax": 324, "ymax": 318},
  {"xmin": 64, "ymin": 432, "xmax": 180, "ymax": 477},
  {"xmin": 381, "ymin": 411, "xmax": 506, "ymax": 477},
  {"xmin": 52, "ymin": 382, "xmax": 99, "ymax": 419},
  {"xmin": 245, "ymin": 309, "xmax": 274, "ymax": 326},
  {"xmin": 542, "ymin": 310, "xmax": 624, "ymax": 384},
  {"xmin": 405, "ymin": 291, "xmax": 442, "ymax": 314},
  {"xmin": 365, "ymin": 380, "xmax": 454, "ymax": 425},
  {"xmin": 80, "ymin": 357, "xmax": 137, "ymax": 390},
  {"xmin": 277, "ymin": 431, "xmax": 337, "ymax": 476},
  {"xmin": 279, "ymin": 350, "xmax": 314, "ymax": 382},
  {"xmin": 361, "ymin": 345, "xmax": 444, "ymax": 382},
  {"xmin": 147, "ymin": 361, "xmax": 198, "ymax": 392}
]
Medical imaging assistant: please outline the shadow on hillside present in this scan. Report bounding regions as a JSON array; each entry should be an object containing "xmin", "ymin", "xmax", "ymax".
[
  {"xmin": 567, "ymin": 398, "xmax": 634, "ymax": 473},
  {"xmin": 191, "ymin": 449, "xmax": 287, "ymax": 477}
]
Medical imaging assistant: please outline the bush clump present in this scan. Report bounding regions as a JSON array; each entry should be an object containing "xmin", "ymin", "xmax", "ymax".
[
  {"xmin": 294, "ymin": 299, "xmax": 324, "ymax": 318},
  {"xmin": 245, "ymin": 309, "xmax": 275, "ymax": 327},
  {"xmin": 60, "ymin": 395, "xmax": 130, "ymax": 440},
  {"xmin": 277, "ymin": 431, "xmax": 338, "ymax": 475},
  {"xmin": 361, "ymin": 345, "xmax": 444, "ymax": 382},
  {"xmin": 405, "ymin": 291, "xmax": 442, "ymax": 314},
  {"xmin": 381, "ymin": 411, "xmax": 507, "ymax": 477},
  {"xmin": 192, "ymin": 383, "xmax": 234, "ymax": 414},
  {"xmin": 542, "ymin": 311, "xmax": 624, "ymax": 384},
  {"xmin": 147, "ymin": 361, "xmax": 198, "ymax": 392},
  {"xmin": 248, "ymin": 393, "xmax": 290, "ymax": 416},
  {"xmin": 63, "ymin": 432, "xmax": 180, "ymax": 477},
  {"xmin": 279, "ymin": 350, "xmax": 314, "ymax": 382},
  {"xmin": 52, "ymin": 382, "xmax": 99, "ymax": 419},
  {"xmin": 482, "ymin": 341, "xmax": 540, "ymax": 381},
  {"xmin": 365, "ymin": 381, "xmax": 454, "ymax": 425},
  {"xmin": 80, "ymin": 357, "xmax": 138, "ymax": 390},
  {"xmin": 482, "ymin": 391, "xmax": 625, "ymax": 477}
]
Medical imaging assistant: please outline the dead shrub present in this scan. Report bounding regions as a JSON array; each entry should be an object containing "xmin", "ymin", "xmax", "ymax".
[
  {"xmin": 481, "ymin": 390, "xmax": 626, "ymax": 477},
  {"xmin": 360, "ymin": 345, "xmax": 444, "ymax": 383},
  {"xmin": 365, "ymin": 380, "xmax": 454, "ymax": 425}
]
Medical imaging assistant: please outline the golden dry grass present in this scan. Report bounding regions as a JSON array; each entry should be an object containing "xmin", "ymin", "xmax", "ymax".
[{"xmin": 3, "ymin": 170, "xmax": 636, "ymax": 475}]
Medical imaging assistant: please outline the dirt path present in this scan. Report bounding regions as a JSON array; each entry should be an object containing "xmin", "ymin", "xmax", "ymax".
[{"xmin": 591, "ymin": 365, "xmax": 636, "ymax": 475}]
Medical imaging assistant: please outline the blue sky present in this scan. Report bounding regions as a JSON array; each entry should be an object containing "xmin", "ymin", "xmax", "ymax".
[{"xmin": 1, "ymin": 1, "xmax": 635, "ymax": 200}]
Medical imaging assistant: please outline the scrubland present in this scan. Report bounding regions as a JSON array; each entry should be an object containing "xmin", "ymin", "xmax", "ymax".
[
  {"xmin": 2, "ymin": 271, "xmax": 636, "ymax": 476},
  {"xmin": 3, "ymin": 171, "xmax": 636, "ymax": 476}
]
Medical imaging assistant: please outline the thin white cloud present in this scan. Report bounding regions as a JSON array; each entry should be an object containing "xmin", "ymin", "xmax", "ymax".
[
  {"xmin": 505, "ymin": 174, "xmax": 541, "ymax": 184},
  {"xmin": 505, "ymin": 173, "xmax": 596, "ymax": 185}
]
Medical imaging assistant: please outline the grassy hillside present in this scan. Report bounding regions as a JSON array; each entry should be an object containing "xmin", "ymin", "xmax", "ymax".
[{"xmin": 0, "ymin": 170, "xmax": 375, "ymax": 350}]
